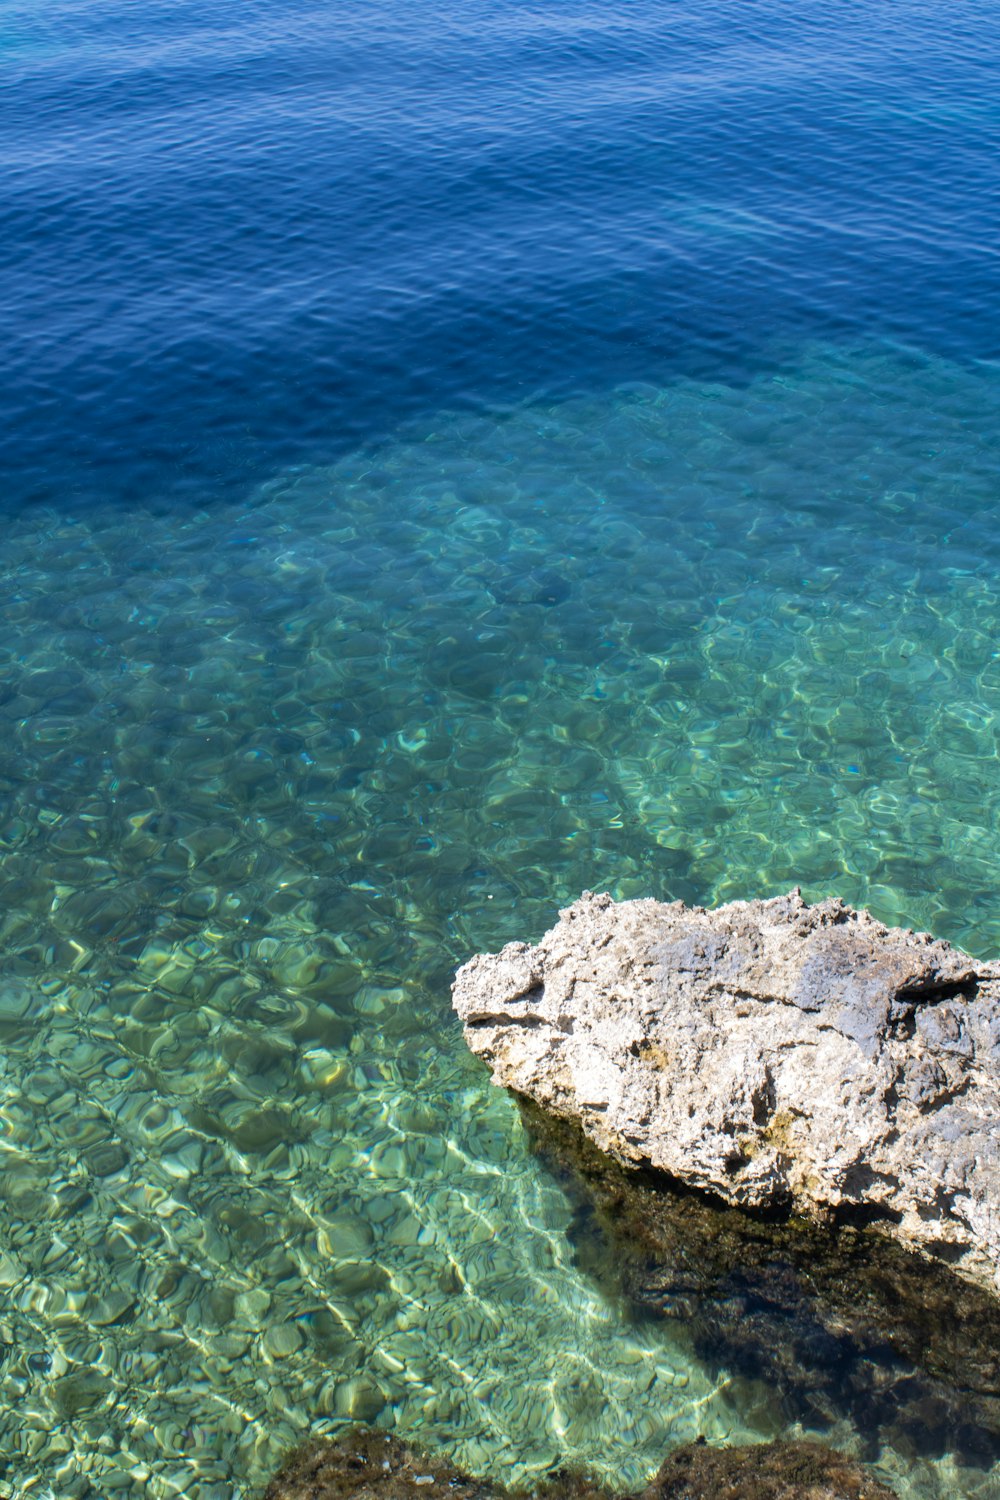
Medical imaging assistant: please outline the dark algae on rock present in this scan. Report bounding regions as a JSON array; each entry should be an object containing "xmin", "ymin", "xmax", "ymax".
[
  {"xmin": 263, "ymin": 1431, "xmax": 895, "ymax": 1500},
  {"xmin": 262, "ymin": 1429, "xmax": 503, "ymax": 1500},
  {"xmin": 650, "ymin": 1439, "xmax": 896, "ymax": 1499},
  {"xmin": 520, "ymin": 1102, "xmax": 1000, "ymax": 1467}
]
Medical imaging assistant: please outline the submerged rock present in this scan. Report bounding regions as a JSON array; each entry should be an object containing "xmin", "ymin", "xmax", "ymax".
[
  {"xmin": 480, "ymin": 559, "xmax": 572, "ymax": 607},
  {"xmin": 263, "ymin": 1431, "xmax": 895, "ymax": 1500},
  {"xmin": 521, "ymin": 1099, "xmax": 1000, "ymax": 1463},
  {"xmin": 262, "ymin": 1429, "xmax": 500, "ymax": 1500},
  {"xmin": 452, "ymin": 890, "xmax": 1000, "ymax": 1293},
  {"xmin": 648, "ymin": 1439, "xmax": 895, "ymax": 1499}
]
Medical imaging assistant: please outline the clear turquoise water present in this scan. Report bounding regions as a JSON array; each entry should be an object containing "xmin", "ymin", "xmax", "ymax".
[
  {"xmin": 2, "ymin": 341, "xmax": 1000, "ymax": 1498},
  {"xmin": 5, "ymin": 0, "xmax": 1000, "ymax": 1490}
]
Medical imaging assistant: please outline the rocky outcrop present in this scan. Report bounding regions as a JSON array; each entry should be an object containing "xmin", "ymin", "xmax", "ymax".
[
  {"xmin": 264, "ymin": 1430, "xmax": 896, "ymax": 1500},
  {"xmin": 453, "ymin": 890, "xmax": 1000, "ymax": 1293}
]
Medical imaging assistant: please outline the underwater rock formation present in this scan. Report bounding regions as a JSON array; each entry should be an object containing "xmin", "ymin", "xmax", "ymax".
[
  {"xmin": 263, "ymin": 1430, "xmax": 896, "ymax": 1500},
  {"xmin": 453, "ymin": 890, "xmax": 1000, "ymax": 1293},
  {"xmin": 649, "ymin": 1439, "xmax": 896, "ymax": 1499},
  {"xmin": 262, "ymin": 1429, "xmax": 500, "ymax": 1500}
]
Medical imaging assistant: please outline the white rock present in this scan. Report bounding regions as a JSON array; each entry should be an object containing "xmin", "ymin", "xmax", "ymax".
[{"xmin": 453, "ymin": 889, "xmax": 1000, "ymax": 1293}]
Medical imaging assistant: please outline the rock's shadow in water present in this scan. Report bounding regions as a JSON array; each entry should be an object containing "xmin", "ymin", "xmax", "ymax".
[{"xmin": 519, "ymin": 1100, "xmax": 1000, "ymax": 1471}]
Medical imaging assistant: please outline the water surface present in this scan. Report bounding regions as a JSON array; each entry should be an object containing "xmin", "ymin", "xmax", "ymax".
[{"xmin": 2, "ymin": 0, "xmax": 1000, "ymax": 1496}]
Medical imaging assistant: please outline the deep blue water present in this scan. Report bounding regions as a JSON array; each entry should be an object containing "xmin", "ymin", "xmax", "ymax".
[
  {"xmin": 3, "ymin": 2, "xmax": 1000, "ymax": 1498},
  {"xmin": 3, "ymin": 0, "xmax": 998, "ymax": 509}
]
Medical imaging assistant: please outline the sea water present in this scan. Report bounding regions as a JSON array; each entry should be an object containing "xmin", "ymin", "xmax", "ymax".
[{"xmin": 2, "ymin": 0, "xmax": 1000, "ymax": 1496}]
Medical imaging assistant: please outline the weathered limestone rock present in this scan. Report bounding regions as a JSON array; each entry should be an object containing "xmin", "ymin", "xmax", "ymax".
[{"xmin": 453, "ymin": 890, "xmax": 1000, "ymax": 1293}]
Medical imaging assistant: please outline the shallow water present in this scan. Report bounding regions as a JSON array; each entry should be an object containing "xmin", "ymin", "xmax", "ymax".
[
  {"xmin": 4, "ymin": 0, "xmax": 1000, "ymax": 1492},
  {"xmin": 2, "ymin": 342, "xmax": 1000, "ymax": 1498}
]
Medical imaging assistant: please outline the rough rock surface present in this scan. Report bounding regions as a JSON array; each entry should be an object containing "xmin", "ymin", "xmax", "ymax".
[
  {"xmin": 263, "ymin": 1430, "xmax": 896, "ymax": 1500},
  {"xmin": 453, "ymin": 890, "xmax": 1000, "ymax": 1291}
]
